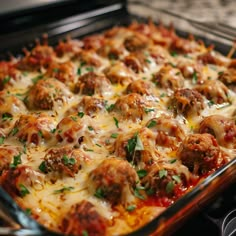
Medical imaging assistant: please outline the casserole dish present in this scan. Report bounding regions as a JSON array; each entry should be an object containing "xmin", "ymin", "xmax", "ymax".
[{"xmin": 0, "ymin": 1, "xmax": 235, "ymax": 235}]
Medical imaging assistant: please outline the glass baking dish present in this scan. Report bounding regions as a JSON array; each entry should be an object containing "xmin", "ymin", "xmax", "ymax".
[{"xmin": 0, "ymin": 1, "xmax": 235, "ymax": 235}]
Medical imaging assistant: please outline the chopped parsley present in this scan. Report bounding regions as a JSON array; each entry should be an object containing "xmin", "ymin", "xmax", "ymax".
[
  {"xmin": 172, "ymin": 175, "xmax": 181, "ymax": 184},
  {"xmin": 160, "ymin": 93, "xmax": 166, "ymax": 98},
  {"xmin": 144, "ymin": 108, "xmax": 155, "ymax": 113},
  {"xmin": 50, "ymin": 128, "xmax": 56, "ymax": 134},
  {"xmin": 10, "ymin": 127, "xmax": 19, "ymax": 136},
  {"xmin": 53, "ymin": 186, "xmax": 74, "ymax": 194},
  {"xmin": 137, "ymin": 169, "xmax": 147, "ymax": 178},
  {"xmin": 145, "ymin": 58, "xmax": 151, "ymax": 64},
  {"xmin": 110, "ymin": 133, "xmax": 118, "ymax": 138},
  {"xmin": 95, "ymin": 143, "xmax": 102, "ymax": 147},
  {"xmin": 159, "ymin": 169, "xmax": 167, "ymax": 179},
  {"xmin": 10, "ymin": 153, "xmax": 22, "ymax": 168},
  {"xmin": 3, "ymin": 76, "xmax": 11, "ymax": 84},
  {"xmin": 86, "ymin": 67, "xmax": 94, "ymax": 72},
  {"xmin": 94, "ymin": 188, "xmax": 105, "ymax": 199},
  {"xmin": 166, "ymin": 181, "xmax": 174, "ymax": 194},
  {"xmin": 169, "ymin": 159, "xmax": 177, "ymax": 164},
  {"xmin": 0, "ymin": 136, "xmax": 5, "ymax": 144},
  {"xmin": 38, "ymin": 161, "xmax": 47, "ymax": 173},
  {"xmin": 82, "ymin": 230, "xmax": 89, "ymax": 236},
  {"xmin": 106, "ymin": 104, "xmax": 115, "ymax": 112},
  {"xmin": 32, "ymin": 74, "xmax": 43, "ymax": 84},
  {"xmin": 25, "ymin": 208, "xmax": 32, "ymax": 215},
  {"xmin": 38, "ymin": 130, "xmax": 43, "ymax": 138},
  {"xmin": 88, "ymin": 126, "xmax": 94, "ymax": 131},
  {"xmin": 77, "ymin": 67, "xmax": 81, "ymax": 76},
  {"xmin": 134, "ymin": 186, "xmax": 145, "ymax": 200},
  {"xmin": 19, "ymin": 184, "xmax": 30, "ymax": 197},
  {"xmin": 126, "ymin": 205, "xmax": 136, "ymax": 212},
  {"xmin": 53, "ymin": 68, "xmax": 59, "ymax": 73},
  {"xmin": 62, "ymin": 155, "xmax": 76, "ymax": 166},
  {"xmin": 170, "ymin": 51, "xmax": 178, "ymax": 57},
  {"xmin": 147, "ymin": 120, "xmax": 157, "ymax": 128},
  {"xmin": 208, "ymin": 100, "xmax": 215, "ymax": 107},
  {"xmin": 71, "ymin": 116, "xmax": 78, "ymax": 121},
  {"xmin": 192, "ymin": 71, "xmax": 198, "ymax": 84},
  {"xmin": 126, "ymin": 133, "xmax": 144, "ymax": 156},
  {"xmin": 78, "ymin": 112, "xmax": 84, "ymax": 118},
  {"xmin": 2, "ymin": 113, "xmax": 13, "ymax": 121},
  {"xmin": 113, "ymin": 117, "xmax": 119, "ymax": 128}
]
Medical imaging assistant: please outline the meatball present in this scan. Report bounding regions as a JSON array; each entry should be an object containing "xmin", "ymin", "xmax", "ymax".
[
  {"xmin": 152, "ymin": 65, "xmax": 184, "ymax": 90},
  {"xmin": 112, "ymin": 93, "xmax": 148, "ymax": 121},
  {"xmin": 55, "ymin": 39, "xmax": 83, "ymax": 57},
  {"xmin": 0, "ymin": 146, "xmax": 22, "ymax": 174},
  {"xmin": 123, "ymin": 52, "xmax": 150, "ymax": 73},
  {"xmin": 195, "ymin": 80, "xmax": 230, "ymax": 104},
  {"xmin": 10, "ymin": 113, "xmax": 56, "ymax": 145},
  {"xmin": 67, "ymin": 96, "xmax": 106, "ymax": 117},
  {"xmin": 178, "ymin": 133, "xmax": 224, "ymax": 175},
  {"xmin": 104, "ymin": 62, "xmax": 135, "ymax": 85},
  {"xmin": 74, "ymin": 72, "xmax": 112, "ymax": 96},
  {"xmin": 26, "ymin": 78, "xmax": 72, "ymax": 110},
  {"xmin": 0, "ymin": 61, "xmax": 22, "ymax": 90},
  {"xmin": 62, "ymin": 200, "xmax": 107, "ymax": 236},
  {"xmin": 197, "ymin": 51, "xmax": 227, "ymax": 66},
  {"xmin": 218, "ymin": 68, "xmax": 236, "ymax": 87},
  {"xmin": 113, "ymin": 128, "xmax": 158, "ymax": 166},
  {"xmin": 141, "ymin": 164, "xmax": 188, "ymax": 197},
  {"xmin": 74, "ymin": 50, "xmax": 102, "ymax": 67},
  {"xmin": 46, "ymin": 61, "xmax": 76, "ymax": 89},
  {"xmin": 17, "ymin": 44, "xmax": 56, "ymax": 70},
  {"xmin": 146, "ymin": 115, "xmax": 185, "ymax": 148},
  {"xmin": 199, "ymin": 115, "xmax": 236, "ymax": 148},
  {"xmin": 126, "ymin": 79, "xmax": 154, "ymax": 95},
  {"xmin": 0, "ymin": 91, "xmax": 27, "ymax": 131},
  {"xmin": 89, "ymin": 158, "xmax": 138, "ymax": 205},
  {"xmin": 171, "ymin": 88, "xmax": 204, "ymax": 117},
  {"xmin": 83, "ymin": 34, "xmax": 105, "ymax": 51},
  {"xmin": 170, "ymin": 37, "xmax": 203, "ymax": 54},
  {"xmin": 98, "ymin": 38, "xmax": 125, "ymax": 60},
  {"xmin": 55, "ymin": 115, "xmax": 95, "ymax": 147},
  {"xmin": 40, "ymin": 146, "xmax": 87, "ymax": 177},
  {"xmin": 0, "ymin": 165, "xmax": 44, "ymax": 198},
  {"xmin": 123, "ymin": 33, "xmax": 148, "ymax": 52}
]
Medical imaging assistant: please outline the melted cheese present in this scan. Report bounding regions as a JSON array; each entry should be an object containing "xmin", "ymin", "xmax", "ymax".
[{"xmin": 0, "ymin": 22, "xmax": 235, "ymax": 236}]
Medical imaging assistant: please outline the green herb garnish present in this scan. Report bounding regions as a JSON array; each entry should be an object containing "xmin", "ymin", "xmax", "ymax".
[
  {"xmin": 19, "ymin": 184, "xmax": 30, "ymax": 197},
  {"xmin": 126, "ymin": 205, "xmax": 136, "ymax": 212},
  {"xmin": 147, "ymin": 120, "xmax": 157, "ymax": 128},
  {"xmin": 159, "ymin": 169, "xmax": 167, "ymax": 179},
  {"xmin": 53, "ymin": 186, "xmax": 74, "ymax": 194},
  {"xmin": 137, "ymin": 169, "xmax": 147, "ymax": 178}
]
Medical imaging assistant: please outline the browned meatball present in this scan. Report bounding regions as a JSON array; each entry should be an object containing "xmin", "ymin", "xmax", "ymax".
[
  {"xmin": 197, "ymin": 51, "xmax": 226, "ymax": 66},
  {"xmin": 199, "ymin": 115, "xmax": 236, "ymax": 148},
  {"xmin": 113, "ymin": 128, "xmax": 158, "ymax": 166},
  {"xmin": 26, "ymin": 78, "xmax": 72, "ymax": 110},
  {"xmin": 0, "ymin": 91, "xmax": 27, "ymax": 131},
  {"xmin": 74, "ymin": 72, "xmax": 112, "ymax": 96},
  {"xmin": 74, "ymin": 50, "xmax": 102, "ymax": 67},
  {"xmin": 39, "ymin": 146, "xmax": 87, "ymax": 177},
  {"xmin": 195, "ymin": 80, "xmax": 230, "ymax": 104},
  {"xmin": 89, "ymin": 158, "xmax": 138, "ymax": 205},
  {"xmin": 0, "ymin": 61, "xmax": 22, "ymax": 90},
  {"xmin": 104, "ymin": 62, "xmax": 135, "ymax": 85},
  {"xmin": 55, "ymin": 115, "xmax": 95, "ymax": 147},
  {"xmin": 0, "ymin": 165, "xmax": 44, "ymax": 198},
  {"xmin": 218, "ymin": 68, "xmax": 236, "ymax": 91},
  {"xmin": 126, "ymin": 79, "xmax": 154, "ymax": 95},
  {"xmin": 152, "ymin": 65, "xmax": 184, "ymax": 90},
  {"xmin": 83, "ymin": 34, "xmax": 105, "ymax": 51},
  {"xmin": 178, "ymin": 133, "xmax": 224, "ymax": 175},
  {"xmin": 170, "ymin": 37, "xmax": 203, "ymax": 54},
  {"xmin": 171, "ymin": 88, "xmax": 204, "ymax": 117},
  {"xmin": 0, "ymin": 146, "xmax": 22, "ymax": 174},
  {"xmin": 55, "ymin": 39, "xmax": 83, "ymax": 57},
  {"xmin": 124, "ymin": 33, "xmax": 148, "ymax": 52},
  {"xmin": 10, "ymin": 113, "xmax": 56, "ymax": 145},
  {"xmin": 123, "ymin": 52, "xmax": 150, "ymax": 73},
  {"xmin": 45, "ymin": 61, "xmax": 76, "ymax": 89},
  {"xmin": 112, "ymin": 93, "xmax": 148, "ymax": 121},
  {"xmin": 67, "ymin": 96, "xmax": 106, "ymax": 117},
  {"xmin": 17, "ymin": 44, "xmax": 56, "ymax": 70},
  {"xmin": 62, "ymin": 200, "xmax": 107, "ymax": 236},
  {"xmin": 146, "ymin": 115, "xmax": 185, "ymax": 149},
  {"xmin": 141, "ymin": 164, "xmax": 187, "ymax": 197}
]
